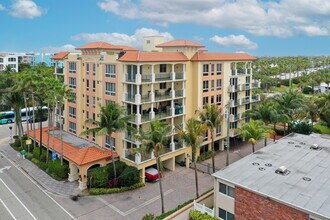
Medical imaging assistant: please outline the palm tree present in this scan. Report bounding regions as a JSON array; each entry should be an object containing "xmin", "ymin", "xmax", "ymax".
[
  {"xmin": 177, "ymin": 118, "xmax": 207, "ymax": 198},
  {"xmin": 82, "ymin": 102, "xmax": 130, "ymax": 177},
  {"xmin": 198, "ymin": 104, "xmax": 222, "ymax": 173},
  {"xmin": 238, "ymin": 120, "xmax": 268, "ymax": 153},
  {"xmin": 134, "ymin": 120, "xmax": 172, "ymax": 213}
]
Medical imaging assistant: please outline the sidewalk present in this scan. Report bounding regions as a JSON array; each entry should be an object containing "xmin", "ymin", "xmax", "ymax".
[
  {"xmin": 0, "ymin": 137, "xmax": 80, "ymax": 197},
  {"xmin": 195, "ymin": 138, "xmax": 277, "ymax": 174}
]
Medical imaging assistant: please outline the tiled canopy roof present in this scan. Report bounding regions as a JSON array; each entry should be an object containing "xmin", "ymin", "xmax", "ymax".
[
  {"xmin": 118, "ymin": 51, "xmax": 189, "ymax": 62},
  {"xmin": 76, "ymin": 42, "xmax": 124, "ymax": 50},
  {"xmin": 27, "ymin": 127, "xmax": 116, "ymax": 166},
  {"xmin": 191, "ymin": 51, "xmax": 256, "ymax": 61},
  {"xmin": 156, "ymin": 40, "xmax": 205, "ymax": 48},
  {"xmin": 52, "ymin": 52, "xmax": 69, "ymax": 60}
]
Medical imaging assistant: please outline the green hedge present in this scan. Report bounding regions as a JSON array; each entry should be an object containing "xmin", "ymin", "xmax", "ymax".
[
  {"xmin": 89, "ymin": 182, "xmax": 145, "ymax": 195},
  {"xmin": 119, "ymin": 166, "xmax": 140, "ymax": 187},
  {"xmin": 108, "ymin": 161, "xmax": 127, "ymax": 179},
  {"xmin": 189, "ymin": 210, "xmax": 218, "ymax": 220},
  {"xmin": 197, "ymin": 151, "xmax": 214, "ymax": 162},
  {"xmin": 88, "ymin": 166, "xmax": 109, "ymax": 188},
  {"xmin": 47, "ymin": 159, "xmax": 68, "ymax": 179}
]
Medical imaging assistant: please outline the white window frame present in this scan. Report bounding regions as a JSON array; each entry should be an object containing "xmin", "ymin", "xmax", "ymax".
[
  {"xmin": 217, "ymin": 79, "xmax": 222, "ymax": 90},
  {"xmin": 69, "ymin": 107, "xmax": 76, "ymax": 118},
  {"xmin": 217, "ymin": 63, "xmax": 222, "ymax": 75},
  {"xmin": 69, "ymin": 77, "xmax": 76, "ymax": 89},
  {"xmin": 216, "ymin": 95, "xmax": 221, "ymax": 105},
  {"xmin": 105, "ymin": 82, "xmax": 116, "ymax": 96},
  {"xmin": 69, "ymin": 122, "xmax": 76, "ymax": 133},
  {"xmin": 69, "ymin": 62, "xmax": 76, "ymax": 73},
  {"xmin": 105, "ymin": 135, "xmax": 115, "ymax": 149},
  {"xmin": 203, "ymin": 80, "xmax": 209, "ymax": 92},
  {"xmin": 203, "ymin": 64, "xmax": 209, "ymax": 76},
  {"xmin": 105, "ymin": 64, "xmax": 116, "ymax": 78}
]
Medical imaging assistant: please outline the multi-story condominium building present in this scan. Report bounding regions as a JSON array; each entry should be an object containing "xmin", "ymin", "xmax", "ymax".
[
  {"xmin": 0, "ymin": 53, "xmax": 20, "ymax": 72},
  {"xmin": 212, "ymin": 133, "xmax": 330, "ymax": 220},
  {"xmin": 55, "ymin": 38, "xmax": 258, "ymax": 185}
]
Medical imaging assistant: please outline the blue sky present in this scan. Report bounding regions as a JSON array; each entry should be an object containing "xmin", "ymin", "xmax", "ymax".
[{"xmin": 0, "ymin": 0, "xmax": 330, "ymax": 56}]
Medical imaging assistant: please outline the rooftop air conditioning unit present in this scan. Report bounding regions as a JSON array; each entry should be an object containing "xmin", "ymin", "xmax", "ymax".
[
  {"xmin": 276, "ymin": 166, "xmax": 287, "ymax": 174},
  {"xmin": 311, "ymin": 144, "xmax": 319, "ymax": 150}
]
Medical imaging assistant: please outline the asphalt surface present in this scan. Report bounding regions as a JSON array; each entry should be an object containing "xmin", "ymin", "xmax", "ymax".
[{"xmin": 0, "ymin": 151, "xmax": 74, "ymax": 220}]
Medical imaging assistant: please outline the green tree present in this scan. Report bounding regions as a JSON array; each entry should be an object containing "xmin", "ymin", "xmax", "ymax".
[
  {"xmin": 82, "ymin": 103, "xmax": 130, "ymax": 176},
  {"xmin": 178, "ymin": 118, "xmax": 207, "ymax": 198},
  {"xmin": 238, "ymin": 120, "xmax": 268, "ymax": 153},
  {"xmin": 198, "ymin": 104, "xmax": 222, "ymax": 173},
  {"xmin": 135, "ymin": 120, "xmax": 172, "ymax": 214}
]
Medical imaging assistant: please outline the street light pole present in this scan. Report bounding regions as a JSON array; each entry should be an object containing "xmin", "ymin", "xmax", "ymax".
[
  {"xmin": 9, "ymin": 126, "xmax": 12, "ymax": 143},
  {"xmin": 225, "ymin": 102, "xmax": 230, "ymax": 166}
]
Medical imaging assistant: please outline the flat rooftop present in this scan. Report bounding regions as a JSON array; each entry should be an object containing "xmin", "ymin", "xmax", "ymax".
[{"xmin": 213, "ymin": 133, "xmax": 330, "ymax": 219}]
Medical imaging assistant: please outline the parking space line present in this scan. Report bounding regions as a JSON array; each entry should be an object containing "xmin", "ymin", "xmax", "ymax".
[
  {"xmin": 0, "ymin": 178, "xmax": 37, "ymax": 220},
  {"xmin": 98, "ymin": 189, "xmax": 174, "ymax": 216},
  {"xmin": 0, "ymin": 197, "xmax": 17, "ymax": 220}
]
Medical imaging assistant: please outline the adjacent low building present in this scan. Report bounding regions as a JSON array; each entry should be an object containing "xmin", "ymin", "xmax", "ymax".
[{"xmin": 213, "ymin": 133, "xmax": 330, "ymax": 220}]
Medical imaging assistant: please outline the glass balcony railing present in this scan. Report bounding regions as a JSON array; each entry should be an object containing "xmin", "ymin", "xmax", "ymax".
[
  {"xmin": 125, "ymin": 94, "xmax": 135, "ymax": 102},
  {"xmin": 141, "ymin": 113, "xmax": 151, "ymax": 122},
  {"xmin": 141, "ymin": 94, "xmax": 151, "ymax": 102},
  {"xmin": 175, "ymin": 90, "xmax": 183, "ymax": 97},
  {"xmin": 141, "ymin": 75, "xmax": 152, "ymax": 82},
  {"xmin": 160, "ymin": 146, "xmax": 172, "ymax": 155},
  {"xmin": 175, "ymin": 72, "xmax": 184, "ymax": 80},
  {"xmin": 174, "ymin": 141, "xmax": 183, "ymax": 150},
  {"xmin": 125, "ymin": 74, "xmax": 136, "ymax": 82},
  {"xmin": 155, "ymin": 109, "xmax": 172, "ymax": 119},
  {"xmin": 155, "ymin": 91, "xmax": 171, "ymax": 101},
  {"xmin": 155, "ymin": 73, "xmax": 171, "ymax": 81}
]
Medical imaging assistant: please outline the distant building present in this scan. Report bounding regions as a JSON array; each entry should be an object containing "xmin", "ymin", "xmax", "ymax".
[
  {"xmin": 213, "ymin": 133, "xmax": 330, "ymax": 220},
  {"xmin": 33, "ymin": 52, "xmax": 55, "ymax": 67},
  {"xmin": 0, "ymin": 53, "xmax": 20, "ymax": 72}
]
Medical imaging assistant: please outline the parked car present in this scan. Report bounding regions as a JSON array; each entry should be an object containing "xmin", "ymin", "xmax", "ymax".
[{"xmin": 145, "ymin": 167, "xmax": 159, "ymax": 182}]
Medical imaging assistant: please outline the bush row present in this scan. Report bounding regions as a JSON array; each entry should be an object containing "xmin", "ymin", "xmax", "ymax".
[
  {"xmin": 189, "ymin": 210, "xmax": 218, "ymax": 220},
  {"xmin": 89, "ymin": 182, "xmax": 145, "ymax": 195},
  {"xmin": 197, "ymin": 151, "xmax": 214, "ymax": 162}
]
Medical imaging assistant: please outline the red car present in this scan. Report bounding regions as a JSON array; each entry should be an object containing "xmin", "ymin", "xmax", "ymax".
[{"xmin": 145, "ymin": 167, "xmax": 159, "ymax": 182}]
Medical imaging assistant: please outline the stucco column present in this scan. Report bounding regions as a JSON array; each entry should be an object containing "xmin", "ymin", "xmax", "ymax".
[
  {"xmin": 78, "ymin": 167, "xmax": 88, "ymax": 190},
  {"xmin": 68, "ymin": 162, "xmax": 79, "ymax": 182}
]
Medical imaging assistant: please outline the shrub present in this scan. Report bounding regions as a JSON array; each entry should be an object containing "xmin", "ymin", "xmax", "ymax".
[
  {"xmin": 32, "ymin": 147, "xmax": 47, "ymax": 162},
  {"xmin": 292, "ymin": 122, "xmax": 313, "ymax": 135},
  {"xmin": 281, "ymin": 79, "xmax": 290, "ymax": 86},
  {"xmin": 292, "ymin": 77, "xmax": 301, "ymax": 85},
  {"xmin": 142, "ymin": 214, "xmax": 155, "ymax": 220},
  {"xmin": 197, "ymin": 151, "xmax": 214, "ymax": 162},
  {"xmin": 89, "ymin": 182, "xmax": 144, "ymax": 195},
  {"xmin": 118, "ymin": 166, "xmax": 140, "ymax": 187},
  {"xmin": 189, "ymin": 210, "xmax": 218, "ymax": 220},
  {"xmin": 302, "ymin": 86, "xmax": 313, "ymax": 94},
  {"xmin": 88, "ymin": 166, "xmax": 109, "ymax": 188},
  {"xmin": 31, "ymin": 158, "xmax": 39, "ymax": 165},
  {"xmin": 48, "ymin": 159, "xmax": 68, "ymax": 179},
  {"xmin": 108, "ymin": 161, "xmax": 127, "ymax": 179}
]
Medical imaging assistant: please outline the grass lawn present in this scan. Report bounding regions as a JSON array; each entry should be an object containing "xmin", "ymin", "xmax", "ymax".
[
  {"xmin": 313, "ymin": 124, "xmax": 330, "ymax": 134},
  {"xmin": 270, "ymin": 84, "xmax": 298, "ymax": 93}
]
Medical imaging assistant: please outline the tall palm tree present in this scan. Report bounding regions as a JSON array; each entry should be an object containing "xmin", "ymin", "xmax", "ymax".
[
  {"xmin": 177, "ymin": 118, "xmax": 207, "ymax": 198},
  {"xmin": 198, "ymin": 104, "xmax": 222, "ymax": 173},
  {"xmin": 82, "ymin": 102, "xmax": 130, "ymax": 177},
  {"xmin": 238, "ymin": 120, "xmax": 268, "ymax": 153},
  {"xmin": 135, "ymin": 120, "xmax": 172, "ymax": 214}
]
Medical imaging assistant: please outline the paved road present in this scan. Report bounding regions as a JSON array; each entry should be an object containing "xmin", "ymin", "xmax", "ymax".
[
  {"xmin": 0, "ymin": 121, "xmax": 48, "ymax": 140},
  {"xmin": 0, "ymin": 151, "xmax": 74, "ymax": 220}
]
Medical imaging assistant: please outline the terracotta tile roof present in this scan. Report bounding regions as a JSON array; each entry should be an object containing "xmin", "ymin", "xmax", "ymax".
[
  {"xmin": 191, "ymin": 51, "xmax": 256, "ymax": 61},
  {"xmin": 76, "ymin": 42, "xmax": 123, "ymax": 50},
  {"xmin": 117, "ymin": 45, "xmax": 138, "ymax": 51},
  {"xmin": 118, "ymin": 51, "xmax": 189, "ymax": 62},
  {"xmin": 156, "ymin": 40, "xmax": 205, "ymax": 48},
  {"xmin": 52, "ymin": 52, "xmax": 69, "ymax": 60},
  {"xmin": 27, "ymin": 127, "xmax": 116, "ymax": 166}
]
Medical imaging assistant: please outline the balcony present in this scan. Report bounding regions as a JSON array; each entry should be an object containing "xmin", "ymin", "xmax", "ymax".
[
  {"xmin": 155, "ymin": 109, "xmax": 172, "ymax": 120},
  {"xmin": 241, "ymin": 97, "xmax": 250, "ymax": 105},
  {"xmin": 252, "ymin": 82, "xmax": 260, "ymax": 89},
  {"xmin": 241, "ymin": 83, "xmax": 251, "ymax": 90},
  {"xmin": 229, "ymin": 85, "xmax": 240, "ymax": 93},
  {"xmin": 174, "ymin": 141, "xmax": 184, "ymax": 150},
  {"xmin": 247, "ymin": 68, "xmax": 252, "ymax": 75},
  {"xmin": 155, "ymin": 73, "xmax": 171, "ymax": 81},
  {"xmin": 125, "ymin": 132, "xmax": 135, "ymax": 142},
  {"xmin": 125, "ymin": 94, "xmax": 135, "ymax": 102},
  {"xmin": 160, "ymin": 146, "xmax": 172, "ymax": 155},
  {"xmin": 229, "ymin": 129, "xmax": 240, "ymax": 137},
  {"xmin": 230, "ymin": 99, "xmax": 241, "ymax": 107},
  {"xmin": 141, "ymin": 74, "xmax": 152, "ymax": 82},
  {"xmin": 155, "ymin": 91, "xmax": 171, "ymax": 101},
  {"xmin": 230, "ymin": 114, "xmax": 241, "ymax": 122},
  {"xmin": 175, "ymin": 90, "xmax": 183, "ymax": 98},
  {"xmin": 175, "ymin": 72, "xmax": 184, "ymax": 80},
  {"xmin": 125, "ymin": 74, "xmax": 136, "ymax": 83},
  {"xmin": 141, "ymin": 94, "xmax": 152, "ymax": 103},
  {"xmin": 55, "ymin": 68, "xmax": 63, "ymax": 74},
  {"xmin": 237, "ymin": 68, "xmax": 245, "ymax": 75},
  {"xmin": 124, "ymin": 150, "xmax": 152, "ymax": 164},
  {"xmin": 251, "ymin": 94, "xmax": 260, "ymax": 102}
]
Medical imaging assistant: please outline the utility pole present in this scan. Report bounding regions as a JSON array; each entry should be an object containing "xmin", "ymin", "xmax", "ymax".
[
  {"xmin": 289, "ymin": 64, "xmax": 292, "ymax": 89},
  {"xmin": 225, "ymin": 102, "xmax": 230, "ymax": 166}
]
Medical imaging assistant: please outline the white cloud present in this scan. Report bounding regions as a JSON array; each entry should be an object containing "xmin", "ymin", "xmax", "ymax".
[
  {"xmin": 97, "ymin": 0, "xmax": 330, "ymax": 37},
  {"xmin": 11, "ymin": 0, "xmax": 46, "ymax": 19},
  {"xmin": 42, "ymin": 44, "xmax": 76, "ymax": 53},
  {"xmin": 0, "ymin": 4, "xmax": 5, "ymax": 11},
  {"xmin": 210, "ymin": 35, "xmax": 258, "ymax": 50},
  {"xmin": 71, "ymin": 28, "xmax": 174, "ymax": 49}
]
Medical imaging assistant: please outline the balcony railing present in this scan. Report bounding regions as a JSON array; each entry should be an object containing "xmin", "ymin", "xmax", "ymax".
[
  {"xmin": 241, "ymin": 83, "xmax": 251, "ymax": 90},
  {"xmin": 175, "ymin": 72, "xmax": 184, "ymax": 80},
  {"xmin": 229, "ymin": 85, "xmax": 240, "ymax": 92},
  {"xmin": 125, "ymin": 132, "xmax": 134, "ymax": 142},
  {"xmin": 175, "ymin": 90, "xmax": 183, "ymax": 98},
  {"xmin": 160, "ymin": 146, "xmax": 172, "ymax": 155},
  {"xmin": 141, "ymin": 94, "xmax": 151, "ymax": 102},
  {"xmin": 251, "ymin": 95, "xmax": 260, "ymax": 102},
  {"xmin": 247, "ymin": 68, "xmax": 252, "ymax": 75},
  {"xmin": 174, "ymin": 141, "xmax": 183, "ymax": 150},
  {"xmin": 237, "ymin": 68, "xmax": 245, "ymax": 75},
  {"xmin": 241, "ymin": 97, "xmax": 250, "ymax": 104},
  {"xmin": 230, "ymin": 99, "xmax": 241, "ymax": 107},
  {"xmin": 155, "ymin": 91, "xmax": 171, "ymax": 101},
  {"xmin": 125, "ymin": 94, "xmax": 135, "ymax": 102},
  {"xmin": 141, "ymin": 74, "xmax": 152, "ymax": 82},
  {"xmin": 155, "ymin": 109, "xmax": 172, "ymax": 120},
  {"xmin": 155, "ymin": 73, "xmax": 171, "ymax": 81},
  {"xmin": 252, "ymin": 82, "xmax": 260, "ymax": 89},
  {"xmin": 125, "ymin": 74, "xmax": 136, "ymax": 82},
  {"xmin": 141, "ymin": 113, "xmax": 151, "ymax": 122},
  {"xmin": 55, "ymin": 68, "xmax": 63, "ymax": 74}
]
